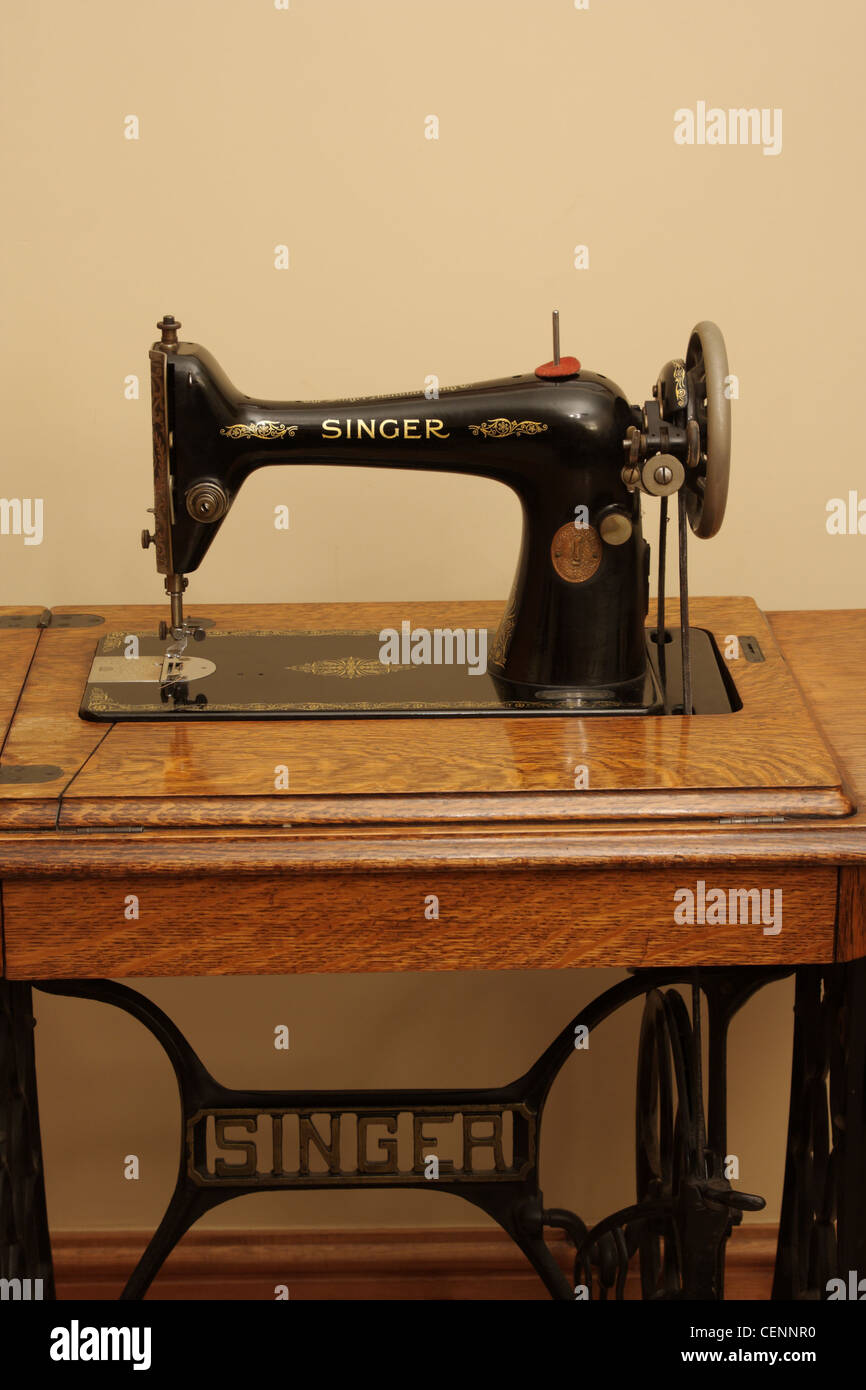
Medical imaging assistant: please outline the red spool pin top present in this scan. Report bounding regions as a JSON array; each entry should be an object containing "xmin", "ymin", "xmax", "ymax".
[{"xmin": 535, "ymin": 355, "xmax": 581, "ymax": 380}]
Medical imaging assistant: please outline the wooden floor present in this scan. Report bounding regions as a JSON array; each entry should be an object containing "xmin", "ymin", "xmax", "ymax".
[{"xmin": 51, "ymin": 1223, "xmax": 777, "ymax": 1300}]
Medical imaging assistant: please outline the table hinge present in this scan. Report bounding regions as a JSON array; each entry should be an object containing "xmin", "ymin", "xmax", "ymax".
[
  {"xmin": 718, "ymin": 815, "xmax": 788, "ymax": 825},
  {"xmin": 67, "ymin": 825, "xmax": 145, "ymax": 834}
]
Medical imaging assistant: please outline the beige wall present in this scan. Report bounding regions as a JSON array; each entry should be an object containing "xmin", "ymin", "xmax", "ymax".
[{"xmin": 2, "ymin": 0, "xmax": 863, "ymax": 1241}]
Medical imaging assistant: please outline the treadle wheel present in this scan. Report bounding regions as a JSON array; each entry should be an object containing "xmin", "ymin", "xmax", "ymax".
[
  {"xmin": 634, "ymin": 988, "xmax": 701, "ymax": 1299},
  {"xmin": 684, "ymin": 320, "xmax": 731, "ymax": 539}
]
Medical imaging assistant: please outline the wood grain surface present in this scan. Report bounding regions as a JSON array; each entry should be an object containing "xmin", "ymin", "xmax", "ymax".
[
  {"xmin": 0, "ymin": 820, "xmax": 863, "ymax": 876},
  {"xmin": 0, "ymin": 599, "xmax": 851, "ymax": 832},
  {"xmin": 836, "ymin": 867, "xmax": 866, "ymax": 962},
  {"xmin": 767, "ymin": 610, "xmax": 866, "ymax": 806},
  {"xmin": 0, "ymin": 608, "xmax": 46, "ymax": 750},
  {"xmin": 766, "ymin": 610, "xmax": 866, "ymax": 965},
  {"xmin": 1, "ymin": 603, "xmax": 864, "ymax": 976},
  {"xmin": 3, "ymin": 864, "xmax": 834, "ymax": 977},
  {"xmin": 50, "ymin": 1223, "xmax": 777, "ymax": 1301}
]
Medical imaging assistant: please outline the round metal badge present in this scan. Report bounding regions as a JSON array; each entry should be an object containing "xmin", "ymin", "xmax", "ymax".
[{"xmin": 550, "ymin": 522, "xmax": 602, "ymax": 583}]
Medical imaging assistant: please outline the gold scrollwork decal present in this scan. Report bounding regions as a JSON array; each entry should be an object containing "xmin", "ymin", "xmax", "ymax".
[
  {"xmin": 86, "ymin": 686, "xmax": 125, "ymax": 712},
  {"xmin": 673, "ymin": 362, "xmax": 687, "ymax": 409},
  {"xmin": 220, "ymin": 421, "xmax": 298, "ymax": 441},
  {"xmin": 287, "ymin": 656, "xmax": 411, "ymax": 680},
  {"xmin": 468, "ymin": 418, "xmax": 549, "ymax": 439},
  {"xmin": 488, "ymin": 609, "xmax": 515, "ymax": 669}
]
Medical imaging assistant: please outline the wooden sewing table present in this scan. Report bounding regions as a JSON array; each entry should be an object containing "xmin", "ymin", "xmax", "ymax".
[{"xmin": 1, "ymin": 598, "xmax": 864, "ymax": 1301}]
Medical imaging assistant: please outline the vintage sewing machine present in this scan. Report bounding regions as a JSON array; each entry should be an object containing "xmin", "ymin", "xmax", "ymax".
[
  {"xmin": 11, "ymin": 312, "xmax": 864, "ymax": 1310},
  {"xmin": 81, "ymin": 312, "xmax": 734, "ymax": 719}
]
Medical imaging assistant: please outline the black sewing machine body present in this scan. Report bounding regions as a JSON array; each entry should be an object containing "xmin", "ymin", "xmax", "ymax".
[
  {"xmin": 79, "ymin": 314, "xmax": 733, "ymax": 721},
  {"xmin": 151, "ymin": 340, "xmax": 648, "ymax": 703}
]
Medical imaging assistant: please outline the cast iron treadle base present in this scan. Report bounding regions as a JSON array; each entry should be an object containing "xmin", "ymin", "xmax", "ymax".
[
  {"xmin": 7, "ymin": 965, "xmax": 862, "ymax": 1300},
  {"xmin": 773, "ymin": 961, "xmax": 866, "ymax": 1298},
  {"xmin": 0, "ymin": 982, "xmax": 55, "ymax": 1296},
  {"xmin": 11, "ymin": 966, "xmax": 799, "ymax": 1301}
]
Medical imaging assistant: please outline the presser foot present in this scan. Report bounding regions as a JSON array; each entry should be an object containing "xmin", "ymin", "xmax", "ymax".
[
  {"xmin": 159, "ymin": 574, "xmax": 206, "ymax": 684},
  {"xmin": 158, "ymin": 620, "xmax": 206, "ymax": 685}
]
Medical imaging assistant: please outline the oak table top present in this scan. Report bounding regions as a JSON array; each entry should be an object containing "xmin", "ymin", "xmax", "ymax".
[{"xmin": 0, "ymin": 599, "xmax": 863, "ymax": 977}]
